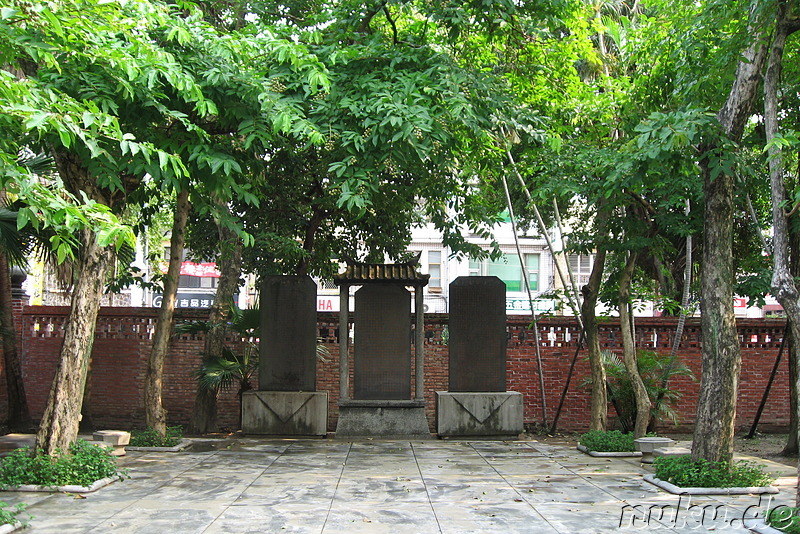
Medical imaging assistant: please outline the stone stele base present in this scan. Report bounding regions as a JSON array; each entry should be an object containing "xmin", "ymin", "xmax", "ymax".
[
  {"xmin": 436, "ymin": 391, "xmax": 523, "ymax": 438},
  {"xmin": 242, "ymin": 391, "xmax": 328, "ymax": 436},
  {"xmin": 335, "ymin": 400, "xmax": 432, "ymax": 439}
]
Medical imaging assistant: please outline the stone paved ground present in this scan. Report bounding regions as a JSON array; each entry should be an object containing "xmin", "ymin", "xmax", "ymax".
[{"xmin": 0, "ymin": 438, "xmax": 795, "ymax": 533}]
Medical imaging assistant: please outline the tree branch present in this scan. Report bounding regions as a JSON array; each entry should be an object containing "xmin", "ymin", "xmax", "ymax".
[
  {"xmin": 358, "ymin": 1, "xmax": 388, "ymax": 34},
  {"xmin": 383, "ymin": 5, "xmax": 398, "ymax": 44}
]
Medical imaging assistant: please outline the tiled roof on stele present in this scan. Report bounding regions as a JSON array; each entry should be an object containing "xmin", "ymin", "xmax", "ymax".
[{"xmin": 334, "ymin": 256, "xmax": 429, "ymax": 286}]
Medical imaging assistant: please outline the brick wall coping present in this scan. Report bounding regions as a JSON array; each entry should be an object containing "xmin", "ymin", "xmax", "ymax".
[{"xmin": 22, "ymin": 306, "xmax": 787, "ymax": 331}]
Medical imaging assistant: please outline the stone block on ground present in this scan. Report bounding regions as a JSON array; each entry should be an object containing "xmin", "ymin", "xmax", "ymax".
[
  {"xmin": 436, "ymin": 391, "xmax": 523, "ymax": 438},
  {"xmin": 242, "ymin": 390, "xmax": 328, "ymax": 436}
]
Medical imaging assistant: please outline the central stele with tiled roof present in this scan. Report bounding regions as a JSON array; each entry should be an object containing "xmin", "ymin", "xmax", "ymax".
[{"xmin": 333, "ymin": 260, "xmax": 431, "ymax": 439}]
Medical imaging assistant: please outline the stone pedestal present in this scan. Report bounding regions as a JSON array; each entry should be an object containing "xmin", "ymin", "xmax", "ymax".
[
  {"xmin": 436, "ymin": 392, "xmax": 523, "ymax": 438},
  {"xmin": 335, "ymin": 400, "xmax": 432, "ymax": 439},
  {"xmin": 635, "ymin": 436, "xmax": 674, "ymax": 464},
  {"xmin": 242, "ymin": 391, "xmax": 328, "ymax": 436},
  {"xmin": 90, "ymin": 430, "xmax": 130, "ymax": 456}
]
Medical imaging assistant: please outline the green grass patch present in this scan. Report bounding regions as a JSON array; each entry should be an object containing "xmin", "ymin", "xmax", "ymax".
[
  {"xmin": 0, "ymin": 440, "xmax": 125, "ymax": 489},
  {"xmin": 129, "ymin": 426, "xmax": 183, "ymax": 447},
  {"xmin": 653, "ymin": 456, "xmax": 774, "ymax": 488},
  {"xmin": 578, "ymin": 430, "xmax": 636, "ymax": 452},
  {"xmin": 767, "ymin": 506, "xmax": 800, "ymax": 533}
]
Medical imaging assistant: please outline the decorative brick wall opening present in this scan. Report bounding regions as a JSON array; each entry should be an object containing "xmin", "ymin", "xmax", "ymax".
[{"xmin": 2, "ymin": 307, "xmax": 790, "ymax": 434}]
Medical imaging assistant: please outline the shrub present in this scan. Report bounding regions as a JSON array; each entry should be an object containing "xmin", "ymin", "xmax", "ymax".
[
  {"xmin": 767, "ymin": 506, "xmax": 800, "ymax": 533},
  {"xmin": 579, "ymin": 430, "xmax": 636, "ymax": 452},
  {"xmin": 130, "ymin": 426, "xmax": 183, "ymax": 447},
  {"xmin": 653, "ymin": 456, "xmax": 774, "ymax": 488},
  {"xmin": 0, "ymin": 440, "xmax": 125, "ymax": 489}
]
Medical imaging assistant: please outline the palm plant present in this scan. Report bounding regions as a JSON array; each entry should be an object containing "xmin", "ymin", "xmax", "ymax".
[
  {"xmin": 182, "ymin": 304, "xmax": 331, "ymax": 430},
  {"xmin": 593, "ymin": 349, "xmax": 695, "ymax": 433},
  {"xmin": 0, "ymin": 151, "xmax": 58, "ymax": 431}
]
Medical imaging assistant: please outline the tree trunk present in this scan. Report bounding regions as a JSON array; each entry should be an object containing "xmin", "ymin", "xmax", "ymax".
[
  {"xmin": 783, "ymin": 201, "xmax": 800, "ymax": 456},
  {"xmin": 582, "ymin": 246, "xmax": 608, "ymax": 431},
  {"xmin": 760, "ymin": 2, "xmax": 800, "ymax": 505},
  {"xmin": 79, "ymin": 357, "xmax": 94, "ymax": 432},
  {"xmin": 190, "ymin": 208, "xmax": 243, "ymax": 434},
  {"xmin": 693, "ymin": 4, "xmax": 770, "ymax": 464},
  {"xmin": 618, "ymin": 252, "xmax": 651, "ymax": 438},
  {"xmin": 0, "ymin": 253, "xmax": 32, "ymax": 431},
  {"xmin": 784, "ymin": 327, "xmax": 798, "ymax": 456},
  {"xmin": 144, "ymin": 188, "xmax": 190, "ymax": 436},
  {"xmin": 33, "ymin": 228, "xmax": 115, "ymax": 455}
]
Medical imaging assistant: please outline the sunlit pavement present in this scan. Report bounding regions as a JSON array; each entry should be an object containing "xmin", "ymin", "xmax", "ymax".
[{"xmin": 0, "ymin": 437, "xmax": 795, "ymax": 533}]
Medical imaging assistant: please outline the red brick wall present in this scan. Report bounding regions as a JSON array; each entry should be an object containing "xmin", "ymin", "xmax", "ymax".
[{"xmin": 12, "ymin": 306, "xmax": 791, "ymax": 434}]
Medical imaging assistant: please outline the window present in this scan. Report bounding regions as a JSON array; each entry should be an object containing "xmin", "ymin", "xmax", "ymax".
[
  {"xmin": 525, "ymin": 253, "xmax": 540, "ymax": 292},
  {"xmin": 179, "ymin": 275, "xmax": 199, "ymax": 288},
  {"xmin": 428, "ymin": 250, "xmax": 442, "ymax": 289},
  {"xmin": 470, "ymin": 253, "xmax": 540, "ymax": 293},
  {"xmin": 178, "ymin": 275, "xmax": 217, "ymax": 289},
  {"xmin": 569, "ymin": 254, "xmax": 594, "ymax": 285}
]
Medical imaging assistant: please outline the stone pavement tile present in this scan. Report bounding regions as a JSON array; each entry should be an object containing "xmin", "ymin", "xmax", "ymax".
[
  {"xmin": 410, "ymin": 442, "xmax": 477, "ymax": 456},
  {"xmin": 235, "ymin": 483, "xmax": 336, "ymax": 506},
  {"xmin": 418, "ymin": 473, "xmax": 509, "ymax": 490},
  {"xmin": 334, "ymin": 477, "xmax": 430, "ymax": 504},
  {"xmin": 525, "ymin": 442, "xmax": 575, "ymax": 458},
  {"xmin": 263, "ymin": 463, "xmax": 347, "ymax": 476},
  {"xmin": 0, "ymin": 490, "xmax": 53, "ymax": 508},
  {"xmin": 86, "ymin": 505, "xmax": 223, "ymax": 534},
  {"xmin": 248, "ymin": 471, "xmax": 342, "ymax": 486},
  {"xmin": 431, "ymin": 500, "xmax": 552, "ymax": 534},
  {"xmin": 532, "ymin": 501, "xmax": 655, "ymax": 533},
  {"xmin": 415, "ymin": 459, "xmax": 498, "ymax": 477},
  {"xmin": 200, "ymin": 449, "xmax": 282, "ymax": 463},
  {"xmin": 140, "ymin": 474, "xmax": 253, "ymax": 502},
  {"xmin": 424, "ymin": 480, "xmax": 525, "ymax": 504},
  {"xmin": 232, "ymin": 440, "xmax": 294, "ymax": 453},
  {"xmin": 15, "ymin": 493, "xmax": 123, "ymax": 533},
  {"xmin": 501, "ymin": 474, "xmax": 616, "ymax": 504},
  {"xmin": 341, "ymin": 460, "xmax": 422, "ymax": 477},
  {"xmin": 323, "ymin": 500, "xmax": 440, "ymax": 534},
  {"xmin": 438, "ymin": 519, "xmax": 556, "ymax": 534},
  {"xmin": 203, "ymin": 504, "xmax": 330, "ymax": 534}
]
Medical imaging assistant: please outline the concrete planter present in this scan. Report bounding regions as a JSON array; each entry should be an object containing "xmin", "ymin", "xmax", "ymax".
[
  {"xmin": 643, "ymin": 474, "xmax": 779, "ymax": 495},
  {"xmin": 0, "ymin": 521, "xmax": 22, "ymax": 534},
  {"xmin": 1, "ymin": 476, "xmax": 118, "ymax": 494},
  {"xmin": 576, "ymin": 444, "xmax": 642, "ymax": 457},
  {"xmin": 126, "ymin": 439, "xmax": 192, "ymax": 452}
]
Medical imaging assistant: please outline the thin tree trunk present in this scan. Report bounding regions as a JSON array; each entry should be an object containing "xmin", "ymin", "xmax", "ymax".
[
  {"xmin": 618, "ymin": 251, "xmax": 650, "ymax": 438},
  {"xmin": 583, "ymin": 245, "xmax": 608, "ymax": 431},
  {"xmin": 760, "ymin": 1, "xmax": 800, "ymax": 504},
  {"xmin": 144, "ymin": 188, "xmax": 190, "ymax": 436},
  {"xmin": 783, "ymin": 205, "xmax": 800, "ymax": 456},
  {"xmin": 693, "ymin": 4, "xmax": 770, "ymax": 464},
  {"xmin": 0, "ymin": 253, "xmax": 32, "ymax": 431},
  {"xmin": 190, "ymin": 207, "xmax": 243, "ymax": 434},
  {"xmin": 33, "ymin": 228, "xmax": 114, "ymax": 455},
  {"xmin": 782, "ymin": 326, "xmax": 798, "ymax": 455},
  {"xmin": 501, "ymin": 171, "xmax": 547, "ymax": 427}
]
